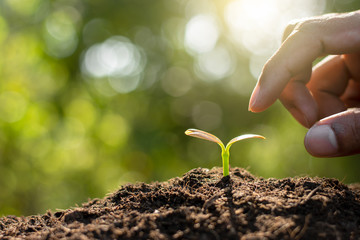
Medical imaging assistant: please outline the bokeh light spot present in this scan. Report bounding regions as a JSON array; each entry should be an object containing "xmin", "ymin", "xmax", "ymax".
[
  {"xmin": 108, "ymin": 74, "xmax": 142, "ymax": 94},
  {"xmin": 195, "ymin": 45, "xmax": 235, "ymax": 81},
  {"xmin": 184, "ymin": 14, "xmax": 219, "ymax": 54},
  {"xmin": 82, "ymin": 36, "xmax": 142, "ymax": 78},
  {"xmin": 82, "ymin": 36, "xmax": 146, "ymax": 94},
  {"xmin": 43, "ymin": 7, "xmax": 80, "ymax": 58}
]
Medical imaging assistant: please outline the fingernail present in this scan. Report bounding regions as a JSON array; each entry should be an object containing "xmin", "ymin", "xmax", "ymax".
[
  {"xmin": 248, "ymin": 86, "xmax": 259, "ymax": 112},
  {"xmin": 305, "ymin": 125, "xmax": 338, "ymax": 157}
]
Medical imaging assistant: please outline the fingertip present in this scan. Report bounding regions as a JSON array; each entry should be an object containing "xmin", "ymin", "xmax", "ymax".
[
  {"xmin": 249, "ymin": 83, "xmax": 275, "ymax": 113},
  {"xmin": 304, "ymin": 124, "xmax": 339, "ymax": 157},
  {"xmin": 249, "ymin": 86, "xmax": 260, "ymax": 112},
  {"xmin": 304, "ymin": 109, "xmax": 360, "ymax": 157}
]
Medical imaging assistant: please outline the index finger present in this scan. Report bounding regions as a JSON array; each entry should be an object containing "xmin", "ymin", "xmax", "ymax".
[{"xmin": 249, "ymin": 10, "xmax": 360, "ymax": 113}]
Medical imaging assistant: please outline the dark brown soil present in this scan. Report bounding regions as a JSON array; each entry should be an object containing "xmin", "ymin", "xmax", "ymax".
[{"xmin": 1, "ymin": 167, "xmax": 360, "ymax": 239}]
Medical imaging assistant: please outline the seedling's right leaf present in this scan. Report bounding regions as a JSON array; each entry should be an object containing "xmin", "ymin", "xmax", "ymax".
[{"xmin": 226, "ymin": 134, "xmax": 265, "ymax": 149}]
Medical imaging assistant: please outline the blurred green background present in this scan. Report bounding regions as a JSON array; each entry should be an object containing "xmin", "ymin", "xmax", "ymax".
[{"xmin": 0, "ymin": 0, "xmax": 359, "ymax": 216}]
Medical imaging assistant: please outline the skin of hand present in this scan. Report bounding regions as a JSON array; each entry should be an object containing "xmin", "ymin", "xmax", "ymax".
[{"xmin": 248, "ymin": 10, "xmax": 360, "ymax": 157}]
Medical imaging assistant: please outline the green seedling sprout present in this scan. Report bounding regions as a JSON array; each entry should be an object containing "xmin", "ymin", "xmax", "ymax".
[{"xmin": 185, "ymin": 128, "xmax": 265, "ymax": 177}]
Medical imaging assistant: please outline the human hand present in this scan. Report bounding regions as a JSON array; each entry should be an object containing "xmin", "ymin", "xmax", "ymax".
[{"xmin": 248, "ymin": 10, "xmax": 360, "ymax": 157}]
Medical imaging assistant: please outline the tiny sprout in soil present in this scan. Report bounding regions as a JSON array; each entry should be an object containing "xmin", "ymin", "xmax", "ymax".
[{"xmin": 185, "ymin": 128, "xmax": 265, "ymax": 177}]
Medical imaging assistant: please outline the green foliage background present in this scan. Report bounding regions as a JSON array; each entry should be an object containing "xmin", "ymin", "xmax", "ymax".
[{"xmin": 0, "ymin": 0, "xmax": 359, "ymax": 216}]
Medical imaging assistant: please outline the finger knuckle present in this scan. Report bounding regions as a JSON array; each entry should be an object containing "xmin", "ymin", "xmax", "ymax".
[
  {"xmin": 294, "ymin": 20, "xmax": 318, "ymax": 35},
  {"xmin": 282, "ymin": 22, "xmax": 298, "ymax": 41}
]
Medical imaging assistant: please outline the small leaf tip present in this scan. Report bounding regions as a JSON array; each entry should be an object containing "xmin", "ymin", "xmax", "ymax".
[{"xmin": 185, "ymin": 129, "xmax": 195, "ymax": 135}]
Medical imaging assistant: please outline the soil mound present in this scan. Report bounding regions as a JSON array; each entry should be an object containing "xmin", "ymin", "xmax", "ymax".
[{"xmin": 1, "ymin": 167, "xmax": 360, "ymax": 239}]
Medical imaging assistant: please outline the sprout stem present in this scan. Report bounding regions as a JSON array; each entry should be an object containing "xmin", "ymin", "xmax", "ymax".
[{"xmin": 221, "ymin": 149, "xmax": 230, "ymax": 176}]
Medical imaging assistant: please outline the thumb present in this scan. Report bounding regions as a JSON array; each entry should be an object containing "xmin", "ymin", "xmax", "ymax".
[{"xmin": 304, "ymin": 108, "xmax": 360, "ymax": 157}]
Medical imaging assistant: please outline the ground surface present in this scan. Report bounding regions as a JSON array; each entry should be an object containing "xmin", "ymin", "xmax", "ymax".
[{"xmin": 1, "ymin": 167, "xmax": 360, "ymax": 239}]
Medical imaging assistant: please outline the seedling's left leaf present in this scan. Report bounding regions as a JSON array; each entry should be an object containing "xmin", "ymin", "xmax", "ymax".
[{"xmin": 185, "ymin": 128, "xmax": 224, "ymax": 146}]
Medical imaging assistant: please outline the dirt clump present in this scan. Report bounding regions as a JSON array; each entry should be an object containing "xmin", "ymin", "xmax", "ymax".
[{"xmin": 1, "ymin": 167, "xmax": 360, "ymax": 239}]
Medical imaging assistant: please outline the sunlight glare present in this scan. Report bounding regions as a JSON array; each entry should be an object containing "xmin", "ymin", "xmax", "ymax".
[
  {"xmin": 225, "ymin": 0, "xmax": 281, "ymax": 55},
  {"xmin": 225, "ymin": 0, "xmax": 327, "ymax": 78},
  {"xmin": 225, "ymin": 0, "xmax": 326, "ymax": 55}
]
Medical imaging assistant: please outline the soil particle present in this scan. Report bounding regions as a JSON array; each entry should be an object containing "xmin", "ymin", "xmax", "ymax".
[{"xmin": 1, "ymin": 167, "xmax": 360, "ymax": 239}]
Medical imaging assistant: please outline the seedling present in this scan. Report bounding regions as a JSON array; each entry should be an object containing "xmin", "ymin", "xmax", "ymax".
[{"xmin": 185, "ymin": 128, "xmax": 265, "ymax": 177}]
